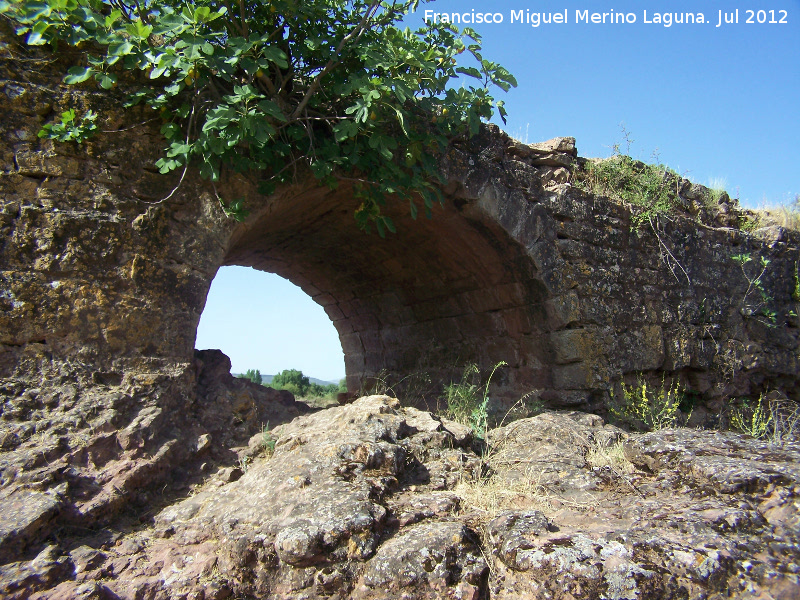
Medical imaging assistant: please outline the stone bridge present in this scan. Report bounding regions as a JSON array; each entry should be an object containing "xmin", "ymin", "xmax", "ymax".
[
  {"xmin": 1, "ymin": 26, "xmax": 799, "ymax": 583},
  {"xmin": 2, "ymin": 29, "xmax": 800, "ymax": 419}
]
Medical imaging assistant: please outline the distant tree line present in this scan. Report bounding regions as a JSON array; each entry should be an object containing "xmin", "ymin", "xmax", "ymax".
[{"xmin": 238, "ymin": 368, "xmax": 345, "ymax": 399}]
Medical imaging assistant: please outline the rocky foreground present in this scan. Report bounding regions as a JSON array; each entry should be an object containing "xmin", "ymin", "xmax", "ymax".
[{"xmin": 2, "ymin": 394, "xmax": 797, "ymax": 600}]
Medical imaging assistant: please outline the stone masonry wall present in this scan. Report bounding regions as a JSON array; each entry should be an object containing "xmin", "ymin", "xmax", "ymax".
[{"xmin": 440, "ymin": 129, "xmax": 800, "ymax": 419}]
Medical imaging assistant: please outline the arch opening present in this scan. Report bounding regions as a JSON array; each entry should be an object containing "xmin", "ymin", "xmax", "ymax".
[{"xmin": 195, "ymin": 266, "xmax": 345, "ymax": 384}]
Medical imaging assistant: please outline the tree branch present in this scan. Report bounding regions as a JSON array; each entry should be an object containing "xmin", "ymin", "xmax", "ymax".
[{"xmin": 290, "ymin": 1, "xmax": 381, "ymax": 120}]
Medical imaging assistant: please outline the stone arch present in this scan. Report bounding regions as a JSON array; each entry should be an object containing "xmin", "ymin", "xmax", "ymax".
[{"xmin": 220, "ymin": 178, "xmax": 553, "ymax": 410}]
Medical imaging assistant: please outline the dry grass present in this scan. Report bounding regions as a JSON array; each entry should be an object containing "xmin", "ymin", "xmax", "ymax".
[
  {"xmin": 750, "ymin": 197, "xmax": 800, "ymax": 232},
  {"xmin": 453, "ymin": 432, "xmax": 601, "ymax": 517},
  {"xmin": 765, "ymin": 399, "xmax": 800, "ymax": 446},
  {"xmin": 453, "ymin": 429, "xmax": 640, "ymax": 521},
  {"xmin": 585, "ymin": 440, "xmax": 635, "ymax": 474},
  {"xmin": 453, "ymin": 465, "xmax": 557, "ymax": 516}
]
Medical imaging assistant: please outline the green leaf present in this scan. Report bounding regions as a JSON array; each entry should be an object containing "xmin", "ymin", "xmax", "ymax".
[
  {"xmin": 333, "ymin": 120, "xmax": 358, "ymax": 142},
  {"xmin": 26, "ymin": 21, "xmax": 49, "ymax": 45},
  {"xmin": 104, "ymin": 10, "xmax": 122, "ymax": 28},
  {"xmin": 125, "ymin": 21, "xmax": 152, "ymax": 41},
  {"xmin": 257, "ymin": 99, "xmax": 287, "ymax": 122},
  {"xmin": 64, "ymin": 66, "xmax": 93, "ymax": 84},
  {"xmin": 167, "ymin": 142, "xmax": 192, "ymax": 157},
  {"xmin": 194, "ymin": 6, "xmax": 211, "ymax": 23},
  {"xmin": 456, "ymin": 66, "xmax": 481, "ymax": 79},
  {"xmin": 160, "ymin": 122, "xmax": 181, "ymax": 139},
  {"xmin": 262, "ymin": 46, "xmax": 289, "ymax": 69},
  {"xmin": 109, "ymin": 40, "xmax": 134, "ymax": 57},
  {"xmin": 97, "ymin": 73, "xmax": 116, "ymax": 89}
]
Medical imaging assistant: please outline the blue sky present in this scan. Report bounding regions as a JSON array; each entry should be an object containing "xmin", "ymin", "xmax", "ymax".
[{"xmin": 196, "ymin": 0, "xmax": 800, "ymax": 380}]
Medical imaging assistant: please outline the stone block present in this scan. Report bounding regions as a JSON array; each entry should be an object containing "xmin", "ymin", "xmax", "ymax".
[
  {"xmin": 550, "ymin": 329, "xmax": 602, "ymax": 364},
  {"xmin": 340, "ymin": 332, "xmax": 363, "ymax": 355},
  {"xmin": 14, "ymin": 150, "xmax": 81, "ymax": 179},
  {"xmin": 349, "ymin": 313, "xmax": 380, "ymax": 332},
  {"xmin": 511, "ymin": 203, "xmax": 548, "ymax": 247},
  {"xmin": 485, "ymin": 337, "xmax": 520, "ymax": 367},
  {"xmin": 338, "ymin": 300, "xmax": 358, "ymax": 319},
  {"xmin": 494, "ymin": 282, "xmax": 526, "ymax": 308},
  {"xmin": 528, "ymin": 136, "xmax": 577, "ymax": 155},
  {"xmin": 462, "ymin": 288, "xmax": 501, "ymax": 313},
  {"xmin": 501, "ymin": 307, "xmax": 533, "ymax": 337},
  {"xmin": 411, "ymin": 299, "xmax": 443, "ymax": 322},
  {"xmin": 508, "ymin": 365, "xmax": 550, "ymax": 389},
  {"xmin": 616, "ymin": 326, "xmax": 665, "ymax": 371},
  {"xmin": 545, "ymin": 292, "xmax": 581, "ymax": 329},
  {"xmin": 530, "ymin": 152, "xmax": 573, "ymax": 168},
  {"xmin": 311, "ymin": 292, "xmax": 336, "ymax": 307},
  {"xmin": 527, "ymin": 240, "xmax": 562, "ymax": 273},
  {"xmin": 541, "ymin": 389, "xmax": 592, "ymax": 408},
  {"xmin": 552, "ymin": 362, "xmax": 593, "ymax": 390},
  {"xmin": 427, "ymin": 317, "xmax": 463, "ymax": 342},
  {"xmin": 455, "ymin": 311, "xmax": 502, "ymax": 337},
  {"xmin": 324, "ymin": 304, "xmax": 345, "ymax": 322},
  {"xmin": 663, "ymin": 326, "xmax": 694, "ymax": 370}
]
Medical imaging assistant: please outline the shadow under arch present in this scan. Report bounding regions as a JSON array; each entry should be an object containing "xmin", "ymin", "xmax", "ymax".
[{"xmin": 221, "ymin": 180, "xmax": 553, "ymax": 411}]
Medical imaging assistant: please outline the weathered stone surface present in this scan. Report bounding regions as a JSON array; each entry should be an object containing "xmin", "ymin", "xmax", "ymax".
[
  {"xmin": 0, "ymin": 488, "xmax": 65, "ymax": 563},
  {"xmin": 0, "ymin": 544, "xmax": 71, "ymax": 600},
  {"xmin": 86, "ymin": 396, "xmax": 484, "ymax": 599},
  {"xmin": 624, "ymin": 428, "xmax": 800, "ymax": 495},
  {"xmin": 487, "ymin": 411, "xmax": 626, "ymax": 496},
  {"xmin": 358, "ymin": 521, "xmax": 486, "ymax": 598},
  {"xmin": 1, "ymin": 397, "xmax": 793, "ymax": 599}
]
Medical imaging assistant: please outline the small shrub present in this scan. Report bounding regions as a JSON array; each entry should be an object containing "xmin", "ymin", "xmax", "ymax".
[
  {"xmin": 731, "ymin": 253, "xmax": 777, "ymax": 325},
  {"xmin": 793, "ymin": 264, "xmax": 800, "ymax": 302},
  {"xmin": 610, "ymin": 376, "xmax": 689, "ymax": 432},
  {"xmin": 769, "ymin": 400, "xmax": 800, "ymax": 446},
  {"xmin": 39, "ymin": 109, "xmax": 98, "ymax": 143},
  {"xmin": 237, "ymin": 455, "xmax": 251, "ymax": 473},
  {"xmin": 730, "ymin": 395, "xmax": 772, "ymax": 439},
  {"xmin": 443, "ymin": 361, "xmax": 507, "ymax": 441},
  {"xmin": 752, "ymin": 196, "xmax": 800, "ymax": 232},
  {"xmin": 705, "ymin": 178, "xmax": 729, "ymax": 205},
  {"xmin": 739, "ymin": 213, "xmax": 762, "ymax": 233},
  {"xmin": 730, "ymin": 396, "xmax": 800, "ymax": 446},
  {"xmin": 585, "ymin": 440, "xmax": 635, "ymax": 475},
  {"xmin": 444, "ymin": 364, "xmax": 481, "ymax": 425},
  {"xmin": 261, "ymin": 422, "xmax": 277, "ymax": 457},
  {"xmin": 574, "ymin": 154, "xmax": 679, "ymax": 229}
]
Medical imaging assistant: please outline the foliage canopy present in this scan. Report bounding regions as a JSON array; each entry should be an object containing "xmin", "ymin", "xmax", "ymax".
[
  {"xmin": 1, "ymin": 0, "xmax": 516, "ymax": 233},
  {"xmin": 270, "ymin": 368, "xmax": 343, "ymax": 398},
  {"xmin": 239, "ymin": 368, "xmax": 262, "ymax": 384}
]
